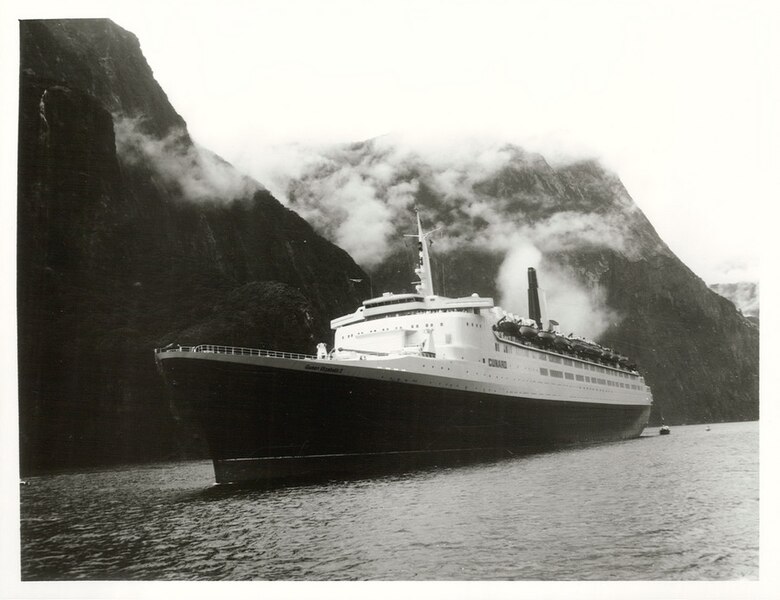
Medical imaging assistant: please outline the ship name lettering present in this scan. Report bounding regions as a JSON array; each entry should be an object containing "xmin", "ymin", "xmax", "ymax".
[
  {"xmin": 305, "ymin": 364, "xmax": 344, "ymax": 374},
  {"xmin": 488, "ymin": 359, "xmax": 508, "ymax": 369}
]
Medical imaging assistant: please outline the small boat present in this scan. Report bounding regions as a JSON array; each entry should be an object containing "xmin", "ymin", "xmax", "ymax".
[
  {"xmin": 659, "ymin": 425, "xmax": 671, "ymax": 435},
  {"xmin": 495, "ymin": 318, "xmax": 520, "ymax": 338},
  {"xmin": 519, "ymin": 325, "xmax": 538, "ymax": 339},
  {"xmin": 552, "ymin": 335, "xmax": 572, "ymax": 351},
  {"xmin": 536, "ymin": 330, "xmax": 555, "ymax": 346}
]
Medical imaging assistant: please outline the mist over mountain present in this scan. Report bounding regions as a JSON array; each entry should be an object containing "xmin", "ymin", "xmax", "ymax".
[
  {"xmin": 276, "ymin": 138, "xmax": 759, "ymax": 425},
  {"xmin": 18, "ymin": 19, "xmax": 366, "ymax": 473}
]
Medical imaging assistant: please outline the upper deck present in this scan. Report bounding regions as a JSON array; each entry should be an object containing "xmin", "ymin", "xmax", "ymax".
[{"xmin": 331, "ymin": 292, "xmax": 495, "ymax": 328}]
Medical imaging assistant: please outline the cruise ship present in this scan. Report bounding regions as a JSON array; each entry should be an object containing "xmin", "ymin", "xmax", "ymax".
[{"xmin": 155, "ymin": 213, "xmax": 653, "ymax": 484}]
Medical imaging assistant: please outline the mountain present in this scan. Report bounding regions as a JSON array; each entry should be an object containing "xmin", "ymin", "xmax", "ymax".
[
  {"xmin": 17, "ymin": 19, "xmax": 367, "ymax": 473},
  {"xmin": 279, "ymin": 138, "xmax": 759, "ymax": 425},
  {"xmin": 710, "ymin": 282, "xmax": 759, "ymax": 323}
]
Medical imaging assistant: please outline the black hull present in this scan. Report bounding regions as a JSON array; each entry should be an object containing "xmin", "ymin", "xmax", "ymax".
[{"xmin": 160, "ymin": 356, "xmax": 651, "ymax": 484}]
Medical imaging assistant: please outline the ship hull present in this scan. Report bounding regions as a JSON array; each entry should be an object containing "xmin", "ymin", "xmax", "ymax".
[{"xmin": 159, "ymin": 353, "xmax": 651, "ymax": 484}]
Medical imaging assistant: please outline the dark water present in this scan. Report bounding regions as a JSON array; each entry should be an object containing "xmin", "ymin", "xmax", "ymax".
[{"xmin": 20, "ymin": 421, "xmax": 758, "ymax": 580}]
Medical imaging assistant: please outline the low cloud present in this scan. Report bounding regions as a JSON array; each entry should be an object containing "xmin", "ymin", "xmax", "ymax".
[
  {"xmin": 243, "ymin": 135, "xmax": 640, "ymax": 339},
  {"xmin": 203, "ymin": 134, "xmax": 639, "ymax": 338},
  {"xmin": 265, "ymin": 135, "xmax": 642, "ymax": 266},
  {"xmin": 114, "ymin": 117, "xmax": 260, "ymax": 202},
  {"xmin": 285, "ymin": 166, "xmax": 398, "ymax": 269},
  {"xmin": 530, "ymin": 211, "xmax": 631, "ymax": 256}
]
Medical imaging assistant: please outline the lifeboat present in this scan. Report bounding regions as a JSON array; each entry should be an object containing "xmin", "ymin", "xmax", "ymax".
[
  {"xmin": 553, "ymin": 335, "xmax": 572, "ymax": 351},
  {"xmin": 568, "ymin": 337, "xmax": 600, "ymax": 358},
  {"xmin": 536, "ymin": 331, "xmax": 555, "ymax": 346},
  {"xmin": 519, "ymin": 325, "xmax": 538, "ymax": 339},
  {"xmin": 496, "ymin": 320, "xmax": 520, "ymax": 338},
  {"xmin": 581, "ymin": 344, "xmax": 602, "ymax": 359}
]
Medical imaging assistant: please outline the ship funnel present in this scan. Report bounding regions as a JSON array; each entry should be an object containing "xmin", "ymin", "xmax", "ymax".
[{"xmin": 527, "ymin": 267, "xmax": 543, "ymax": 327}]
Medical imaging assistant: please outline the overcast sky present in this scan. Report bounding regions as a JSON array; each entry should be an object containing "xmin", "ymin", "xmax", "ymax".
[{"xmin": 7, "ymin": 0, "xmax": 779, "ymax": 285}]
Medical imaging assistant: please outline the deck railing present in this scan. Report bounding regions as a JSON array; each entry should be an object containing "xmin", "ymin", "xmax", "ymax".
[{"xmin": 154, "ymin": 344, "xmax": 316, "ymax": 361}]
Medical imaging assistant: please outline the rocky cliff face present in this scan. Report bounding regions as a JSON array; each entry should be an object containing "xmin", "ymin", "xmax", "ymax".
[
  {"xmin": 18, "ymin": 19, "xmax": 366, "ymax": 473},
  {"xmin": 710, "ymin": 282, "xmax": 759, "ymax": 322},
  {"xmin": 282, "ymin": 139, "xmax": 759, "ymax": 425}
]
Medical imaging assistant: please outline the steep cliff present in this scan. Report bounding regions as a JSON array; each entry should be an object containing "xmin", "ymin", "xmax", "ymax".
[
  {"xmin": 283, "ymin": 140, "xmax": 759, "ymax": 425},
  {"xmin": 18, "ymin": 19, "xmax": 366, "ymax": 473},
  {"xmin": 710, "ymin": 282, "xmax": 759, "ymax": 323}
]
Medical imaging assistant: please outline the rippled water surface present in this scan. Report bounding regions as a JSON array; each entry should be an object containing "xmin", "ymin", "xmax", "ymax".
[{"xmin": 20, "ymin": 421, "xmax": 758, "ymax": 580}]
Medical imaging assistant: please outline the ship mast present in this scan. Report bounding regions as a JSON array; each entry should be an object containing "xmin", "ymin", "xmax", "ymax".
[{"xmin": 407, "ymin": 211, "xmax": 439, "ymax": 296}]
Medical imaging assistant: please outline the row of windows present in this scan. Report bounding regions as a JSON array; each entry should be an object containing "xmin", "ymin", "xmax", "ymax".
[
  {"xmin": 539, "ymin": 367, "xmax": 641, "ymax": 390},
  {"xmin": 345, "ymin": 315, "xmax": 483, "ymax": 339},
  {"xmin": 365, "ymin": 297, "xmax": 423, "ymax": 308},
  {"xmin": 364, "ymin": 308, "xmax": 479, "ymax": 321},
  {"xmin": 343, "ymin": 326, "xmax": 404, "ymax": 337},
  {"xmin": 494, "ymin": 341, "xmax": 638, "ymax": 381},
  {"xmin": 573, "ymin": 361, "xmax": 604, "ymax": 373}
]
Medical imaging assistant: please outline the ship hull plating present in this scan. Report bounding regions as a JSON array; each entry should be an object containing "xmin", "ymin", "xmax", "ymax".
[{"xmin": 160, "ymin": 355, "xmax": 651, "ymax": 484}]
